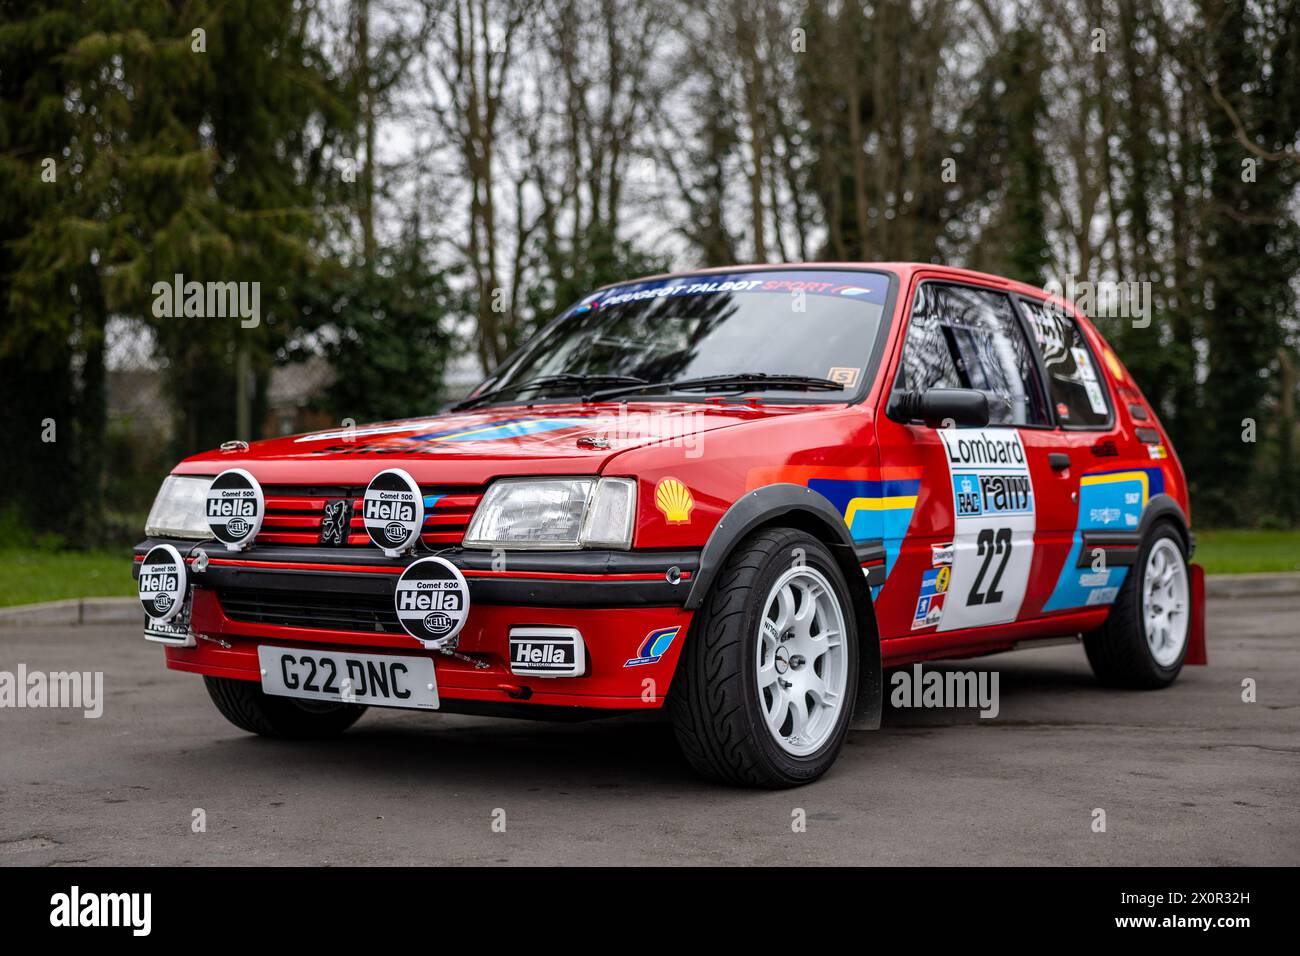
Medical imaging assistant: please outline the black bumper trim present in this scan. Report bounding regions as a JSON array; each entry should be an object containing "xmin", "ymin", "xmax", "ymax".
[
  {"xmin": 134, "ymin": 539, "xmax": 699, "ymax": 609},
  {"xmin": 1076, "ymin": 531, "xmax": 1141, "ymax": 568}
]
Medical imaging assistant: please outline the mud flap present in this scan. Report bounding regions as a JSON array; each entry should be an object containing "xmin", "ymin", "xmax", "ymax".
[
  {"xmin": 1185, "ymin": 562, "xmax": 1207, "ymax": 666},
  {"xmin": 850, "ymin": 651, "xmax": 883, "ymax": 729},
  {"xmin": 850, "ymin": 592, "xmax": 883, "ymax": 730}
]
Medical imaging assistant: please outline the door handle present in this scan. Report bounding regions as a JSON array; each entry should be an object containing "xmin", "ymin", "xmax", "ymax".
[{"xmin": 1049, "ymin": 453, "xmax": 1070, "ymax": 472}]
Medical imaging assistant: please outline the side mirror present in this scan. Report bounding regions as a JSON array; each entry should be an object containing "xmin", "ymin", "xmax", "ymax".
[{"xmin": 887, "ymin": 388, "xmax": 990, "ymax": 428}]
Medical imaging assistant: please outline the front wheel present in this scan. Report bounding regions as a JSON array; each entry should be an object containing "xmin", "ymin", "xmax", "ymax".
[
  {"xmin": 204, "ymin": 676, "xmax": 367, "ymax": 738},
  {"xmin": 670, "ymin": 528, "xmax": 859, "ymax": 788},
  {"xmin": 1083, "ymin": 521, "xmax": 1190, "ymax": 688}
]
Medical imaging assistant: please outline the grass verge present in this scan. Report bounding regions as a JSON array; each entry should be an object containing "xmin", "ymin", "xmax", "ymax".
[
  {"xmin": 0, "ymin": 549, "xmax": 136, "ymax": 608},
  {"xmin": 1193, "ymin": 530, "xmax": 1300, "ymax": 575}
]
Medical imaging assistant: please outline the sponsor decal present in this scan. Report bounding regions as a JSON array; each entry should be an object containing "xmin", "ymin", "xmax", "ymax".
[
  {"xmin": 144, "ymin": 590, "xmax": 192, "ymax": 645},
  {"xmin": 295, "ymin": 419, "xmax": 433, "ymax": 443},
  {"xmin": 1070, "ymin": 344, "xmax": 1109, "ymax": 416},
  {"xmin": 655, "ymin": 477, "xmax": 695, "ymax": 524},
  {"xmin": 953, "ymin": 472, "xmax": 1033, "ymax": 518},
  {"xmin": 319, "ymin": 498, "xmax": 354, "ymax": 546},
  {"xmin": 936, "ymin": 428, "xmax": 1036, "ymax": 631},
  {"xmin": 746, "ymin": 465, "xmax": 926, "ymax": 599},
  {"xmin": 293, "ymin": 417, "xmax": 588, "ymax": 446},
  {"xmin": 1086, "ymin": 586, "xmax": 1120, "ymax": 605},
  {"xmin": 589, "ymin": 270, "xmax": 890, "ymax": 308},
  {"xmin": 1147, "ymin": 443, "xmax": 1168, "ymax": 459},
  {"xmin": 363, "ymin": 468, "xmax": 425, "ymax": 555},
  {"xmin": 509, "ymin": 627, "xmax": 586, "ymax": 678},
  {"xmin": 827, "ymin": 366, "xmax": 861, "ymax": 388},
  {"xmin": 205, "ymin": 468, "xmax": 264, "ymax": 550},
  {"xmin": 393, "ymin": 556, "xmax": 470, "ymax": 648},
  {"xmin": 911, "ymin": 566, "xmax": 950, "ymax": 630},
  {"xmin": 941, "ymin": 430, "xmax": 1027, "ymax": 467},
  {"xmin": 138, "ymin": 544, "xmax": 187, "ymax": 624},
  {"xmin": 1043, "ymin": 468, "xmax": 1164, "ymax": 612},
  {"xmin": 404, "ymin": 418, "xmax": 587, "ymax": 444},
  {"xmin": 625, "ymin": 625, "xmax": 680, "ymax": 667},
  {"xmin": 931, "ymin": 542, "xmax": 954, "ymax": 567}
]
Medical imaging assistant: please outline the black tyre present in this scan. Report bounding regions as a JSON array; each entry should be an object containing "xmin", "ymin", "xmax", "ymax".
[
  {"xmin": 204, "ymin": 676, "xmax": 367, "ymax": 738},
  {"xmin": 670, "ymin": 528, "xmax": 859, "ymax": 788},
  {"xmin": 1083, "ymin": 521, "xmax": 1190, "ymax": 688}
]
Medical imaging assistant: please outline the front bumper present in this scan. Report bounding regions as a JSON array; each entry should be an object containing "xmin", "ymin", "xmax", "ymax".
[{"xmin": 134, "ymin": 539, "xmax": 698, "ymax": 710}]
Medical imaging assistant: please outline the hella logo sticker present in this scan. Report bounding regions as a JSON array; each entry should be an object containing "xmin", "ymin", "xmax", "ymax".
[
  {"xmin": 393, "ymin": 556, "xmax": 469, "ymax": 649},
  {"xmin": 137, "ymin": 544, "xmax": 187, "ymax": 623},
  {"xmin": 508, "ymin": 627, "xmax": 586, "ymax": 678},
  {"xmin": 206, "ymin": 468, "xmax": 265, "ymax": 551},
  {"xmin": 363, "ymin": 468, "xmax": 424, "ymax": 556}
]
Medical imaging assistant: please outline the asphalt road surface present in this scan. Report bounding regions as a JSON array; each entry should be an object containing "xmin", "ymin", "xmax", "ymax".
[{"xmin": 2, "ymin": 593, "xmax": 1297, "ymax": 866}]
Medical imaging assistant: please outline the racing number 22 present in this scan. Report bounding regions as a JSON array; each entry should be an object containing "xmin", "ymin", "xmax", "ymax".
[{"xmin": 968, "ymin": 528, "xmax": 1012, "ymax": 606}]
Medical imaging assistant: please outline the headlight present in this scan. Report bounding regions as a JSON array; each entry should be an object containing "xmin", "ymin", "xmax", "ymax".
[
  {"xmin": 145, "ymin": 475, "xmax": 214, "ymax": 538},
  {"xmin": 464, "ymin": 477, "xmax": 636, "ymax": 550}
]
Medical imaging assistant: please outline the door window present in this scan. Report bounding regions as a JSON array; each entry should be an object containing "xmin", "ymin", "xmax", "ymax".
[
  {"xmin": 1017, "ymin": 297, "xmax": 1112, "ymax": 428},
  {"xmin": 897, "ymin": 283, "xmax": 1049, "ymax": 426}
]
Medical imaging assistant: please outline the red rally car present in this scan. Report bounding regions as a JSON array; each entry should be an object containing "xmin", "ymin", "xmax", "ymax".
[{"xmin": 134, "ymin": 263, "xmax": 1206, "ymax": 787}]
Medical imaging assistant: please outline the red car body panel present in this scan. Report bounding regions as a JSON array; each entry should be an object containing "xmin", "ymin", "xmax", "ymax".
[{"xmin": 137, "ymin": 262, "xmax": 1203, "ymax": 715}]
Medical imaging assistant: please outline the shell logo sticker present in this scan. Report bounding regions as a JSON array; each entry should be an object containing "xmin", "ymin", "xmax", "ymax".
[{"xmin": 654, "ymin": 477, "xmax": 694, "ymax": 524}]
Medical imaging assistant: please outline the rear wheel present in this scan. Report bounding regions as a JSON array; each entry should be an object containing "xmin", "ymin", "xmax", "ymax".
[
  {"xmin": 1083, "ymin": 522, "xmax": 1190, "ymax": 688},
  {"xmin": 670, "ymin": 528, "xmax": 858, "ymax": 788},
  {"xmin": 204, "ymin": 676, "xmax": 367, "ymax": 738}
]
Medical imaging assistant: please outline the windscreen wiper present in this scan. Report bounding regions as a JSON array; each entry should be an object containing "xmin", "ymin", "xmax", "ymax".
[
  {"xmin": 583, "ymin": 372, "xmax": 845, "ymax": 403},
  {"xmin": 451, "ymin": 373, "xmax": 649, "ymax": 412}
]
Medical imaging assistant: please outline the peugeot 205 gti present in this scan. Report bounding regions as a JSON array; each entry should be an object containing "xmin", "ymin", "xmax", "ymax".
[{"xmin": 135, "ymin": 263, "xmax": 1206, "ymax": 787}]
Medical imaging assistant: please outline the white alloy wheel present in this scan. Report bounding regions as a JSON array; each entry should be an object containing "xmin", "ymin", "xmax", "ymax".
[
  {"xmin": 1142, "ymin": 537, "xmax": 1189, "ymax": 667},
  {"xmin": 756, "ymin": 565, "xmax": 849, "ymax": 756}
]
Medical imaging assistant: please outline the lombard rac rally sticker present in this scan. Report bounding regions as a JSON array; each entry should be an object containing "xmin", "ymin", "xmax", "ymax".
[
  {"xmin": 206, "ymin": 468, "xmax": 264, "ymax": 550},
  {"xmin": 394, "ymin": 556, "xmax": 469, "ymax": 648},
  {"xmin": 364, "ymin": 468, "xmax": 425, "ymax": 555},
  {"xmin": 936, "ymin": 428, "xmax": 1036, "ymax": 631},
  {"xmin": 138, "ymin": 544, "xmax": 187, "ymax": 623}
]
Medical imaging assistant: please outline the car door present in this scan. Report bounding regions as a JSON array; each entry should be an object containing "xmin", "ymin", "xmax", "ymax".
[
  {"xmin": 1013, "ymin": 294, "xmax": 1139, "ymax": 616},
  {"xmin": 873, "ymin": 279, "xmax": 1059, "ymax": 638}
]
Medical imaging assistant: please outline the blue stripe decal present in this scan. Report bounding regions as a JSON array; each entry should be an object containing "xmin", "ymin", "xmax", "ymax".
[{"xmin": 404, "ymin": 418, "xmax": 586, "ymax": 443}]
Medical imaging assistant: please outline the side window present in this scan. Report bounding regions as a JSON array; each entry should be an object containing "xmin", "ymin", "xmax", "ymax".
[
  {"xmin": 898, "ymin": 283, "xmax": 1049, "ymax": 426},
  {"xmin": 1018, "ymin": 298, "xmax": 1112, "ymax": 428}
]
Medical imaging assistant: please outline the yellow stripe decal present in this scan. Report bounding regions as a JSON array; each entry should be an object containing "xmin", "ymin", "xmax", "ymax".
[{"xmin": 844, "ymin": 495, "xmax": 919, "ymax": 528}]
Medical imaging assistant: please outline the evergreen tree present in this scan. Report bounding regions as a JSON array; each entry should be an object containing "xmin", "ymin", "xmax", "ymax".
[{"xmin": 1198, "ymin": 0, "xmax": 1300, "ymax": 522}]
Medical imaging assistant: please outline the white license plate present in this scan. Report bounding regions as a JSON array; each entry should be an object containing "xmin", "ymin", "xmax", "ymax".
[{"xmin": 257, "ymin": 646, "xmax": 439, "ymax": 710}]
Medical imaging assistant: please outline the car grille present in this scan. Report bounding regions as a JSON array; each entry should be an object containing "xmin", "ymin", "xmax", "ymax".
[
  {"xmin": 258, "ymin": 483, "xmax": 483, "ymax": 549},
  {"xmin": 218, "ymin": 588, "xmax": 402, "ymax": 634}
]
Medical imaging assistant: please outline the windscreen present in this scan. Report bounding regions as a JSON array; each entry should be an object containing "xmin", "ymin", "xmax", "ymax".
[{"xmin": 487, "ymin": 270, "xmax": 891, "ymax": 401}]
